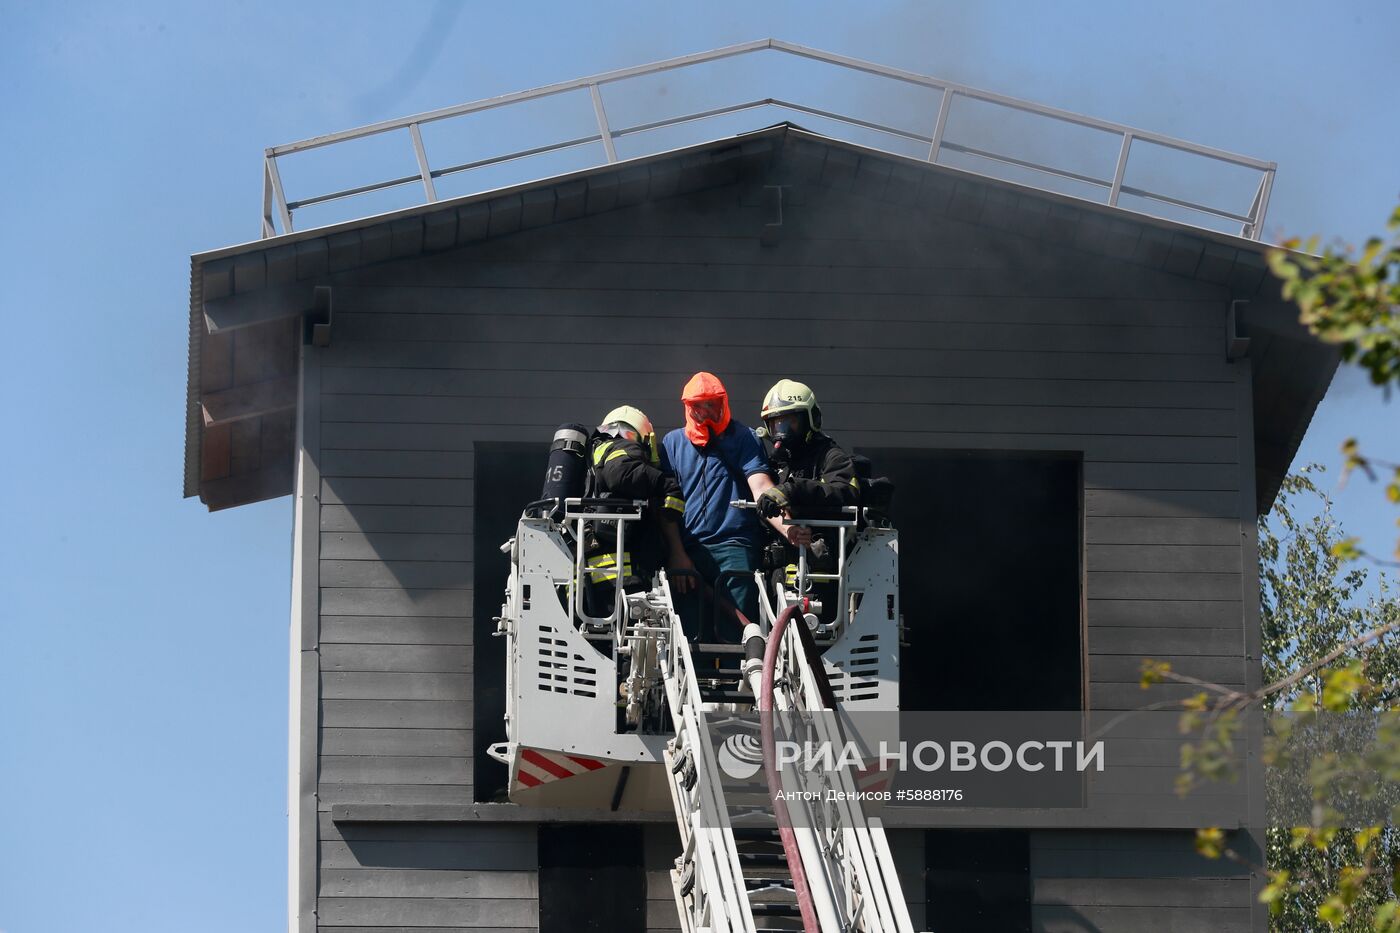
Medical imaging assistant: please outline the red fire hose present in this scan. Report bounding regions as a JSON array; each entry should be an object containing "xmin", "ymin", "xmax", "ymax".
[{"xmin": 758, "ymin": 604, "xmax": 821, "ymax": 933}]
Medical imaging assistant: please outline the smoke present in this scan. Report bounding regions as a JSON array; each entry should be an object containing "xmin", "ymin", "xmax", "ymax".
[
  {"xmin": 293, "ymin": 9, "xmax": 1272, "ymax": 239},
  {"xmin": 351, "ymin": 0, "xmax": 465, "ymax": 117},
  {"xmin": 813, "ymin": 4, "xmax": 1268, "ymax": 235}
]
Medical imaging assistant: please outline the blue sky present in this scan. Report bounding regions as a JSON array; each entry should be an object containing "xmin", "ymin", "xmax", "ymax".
[{"xmin": 1, "ymin": 2, "xmax": 1396, "ymax": 930}]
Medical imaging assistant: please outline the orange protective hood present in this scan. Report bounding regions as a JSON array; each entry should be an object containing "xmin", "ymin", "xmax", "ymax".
[{"xmin": 681, "ymin": 371, "xmax": 732, "ymax": 445}]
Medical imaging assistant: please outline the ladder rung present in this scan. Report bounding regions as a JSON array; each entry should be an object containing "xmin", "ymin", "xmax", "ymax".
[
  {"xmin": 694, "ymin": 642, "xmax": 747, "ymax": 655},
  {"xmin": 696, "ymin": 675, "xmax": 744, "ymax": 686},
  {"xmin": 698, "ymin": 689, "xmax": 754, "ymax": 704},
  {"xmin": 745, "ymin": 877, "xmax": 796, "ymax": 891},
  {"xmin": 693, "ymin": 659, "xmax": 743, "ymax": 669},
  {"xmin": 732, "ymin": 827, "xmax": 780, "ymax": 840}
]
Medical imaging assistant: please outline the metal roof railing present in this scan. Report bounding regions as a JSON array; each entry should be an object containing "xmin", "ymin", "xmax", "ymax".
[{"xmin": 260, "ymin": 38, "xmax": 1276, "ymax": 241}]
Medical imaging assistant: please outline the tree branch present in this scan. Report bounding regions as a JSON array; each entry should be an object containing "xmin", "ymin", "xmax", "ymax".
[{"xmin": 1256, "ymin": 619, "xmax": 1400, "ymax": 702}]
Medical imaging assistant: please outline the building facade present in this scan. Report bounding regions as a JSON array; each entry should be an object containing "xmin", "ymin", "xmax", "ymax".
[{"xmin": 183, "ymin": 124, "xmax": 1337, "ymax": 932}]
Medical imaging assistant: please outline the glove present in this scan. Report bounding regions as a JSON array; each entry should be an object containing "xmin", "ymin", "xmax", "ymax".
[{"xmin": 757, "ymin": 485, "xmax": 790, "ymax": 519}]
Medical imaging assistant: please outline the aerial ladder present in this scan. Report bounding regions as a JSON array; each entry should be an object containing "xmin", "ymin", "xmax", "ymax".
[{"xmin": 491, "ymin": 494, "xmax": 919, "ymax": 932}]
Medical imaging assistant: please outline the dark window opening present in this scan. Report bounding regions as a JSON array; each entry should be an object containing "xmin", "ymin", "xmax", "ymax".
[
  {"xmin": 857, "ymin": 450, "xmax": 1083, "ymax": 711},
  {"xmin": 540, "ymin": 824, "xmax": 645, "ymax": 933},
  {"xmin": 473, "ymin": 443, "xmax": 549, "ymax": 800},
  {"xmin": 478, "ymin": 447, "xmax": 1083, "ymax": 795},
  {"xmin": 925, "ymin": 829, "xmax": 1031, "ymax": 932}
]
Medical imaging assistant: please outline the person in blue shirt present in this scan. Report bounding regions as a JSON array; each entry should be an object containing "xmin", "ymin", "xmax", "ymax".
[{"xmin": 662, "ymin": 372, "xmax": 810, "ymax": 641}]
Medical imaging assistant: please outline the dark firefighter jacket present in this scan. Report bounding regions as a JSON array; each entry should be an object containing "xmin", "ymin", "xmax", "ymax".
[
  {"xmin": 586, "ymin": 435, "xmax": 683, "ymax": 580},
  {"xmin": 590, "ymin": 436, "xmax": 685, "ymax": 513},
  {"xmin": 758, "ymin": 429, "xmax": 859, "ymax": 582},
  {"xmin": 759, "ymin": 430, "xmax": 859, "ymax": 510}
]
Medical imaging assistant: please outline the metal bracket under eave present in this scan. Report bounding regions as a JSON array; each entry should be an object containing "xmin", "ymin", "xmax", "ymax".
[
  {"xmin": 1227, "ymin": 299, "xmax": 1251, "ymax": 362},
  {"xmin": 304, "ymin": 286, "xmax": 332, "ymax": 347},
  {"xmin": 760, "ymin": 184, "xmax": 787, "ymax": 247}
]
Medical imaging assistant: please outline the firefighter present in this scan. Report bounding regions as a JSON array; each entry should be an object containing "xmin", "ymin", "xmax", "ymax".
[
  {"xmin": 583, "ymin": 406, "xmax": 691, "ymax": 607},
  {"xmin": 754, "ymin": 380, "xmax": 859, "ymax": 602},
  {"xmin": 755, "ymin": 379, "xmax": 859, "ymax": 517},
  {"xmin": 661, "ymin": 373, "xmax": 802, "ymax": 641}
]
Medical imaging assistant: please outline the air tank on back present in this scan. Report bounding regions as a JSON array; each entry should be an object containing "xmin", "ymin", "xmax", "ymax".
[{"xmin": 530, "ymin": 423, "xmax": 591, "ymax": 520}]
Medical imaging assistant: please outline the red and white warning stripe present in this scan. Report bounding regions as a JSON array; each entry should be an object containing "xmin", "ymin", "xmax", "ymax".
[
  {"xmin": 514, "ymin": 747, "xmax": 607, "ymax": 789},
  {"xmin": 855, "ymin": 761, "xmax": 893, "ymax": 794}
]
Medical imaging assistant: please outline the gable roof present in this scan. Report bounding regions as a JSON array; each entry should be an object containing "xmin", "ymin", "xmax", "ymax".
[{"xmin": 184, "ymin": 123, "xmax": 1337, "ymax": 512}]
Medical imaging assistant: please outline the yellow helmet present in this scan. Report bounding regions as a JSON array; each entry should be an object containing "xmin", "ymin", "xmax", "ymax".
[
  {"xmin": 760, "ymin": 379, "xmax": 821, "ymax": 432},
  {"xmin": 598, "ymin": 405, "xmax": 658, "ymax": 461}
]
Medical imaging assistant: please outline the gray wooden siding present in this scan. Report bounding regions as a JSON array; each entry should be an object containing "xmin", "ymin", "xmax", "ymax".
[
  {"xmin": 312, "ymin": 181, "xmax": 1257, "ymax": 928},
  {"xmin": 1030, "ymin": 830, "xmax": 1254, "ymax": 932},
  {"xmin": 319, "ymin": 816, "xmax": 538, "ymax": 931}
]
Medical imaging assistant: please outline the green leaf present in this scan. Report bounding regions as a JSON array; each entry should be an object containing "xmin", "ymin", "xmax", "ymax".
[
  {"xmin": 1259, "ymin": 870, "xmax": 1289, "ymax": 915},
  {"xmin": 1331, "ymin": 537, "xmax": 1362, "ymax": 562},
  {"xmin": 1322, "ymin": 662, "xmax": 1366, "ymax": 711},
  {"xmin": 1373, "ymin": 900, "xmax": 1399, "ymax": 933},
  {"xmin": 1353, "ymin": 826, "xmax": 1381, "ymax": 853},
  {"xmin": 1139, "ymin": 658, "xmax": 1171, "ymax": 688},
  {"xmin": 1194, "ymin": 827, "xmax": 1225, "ymax": 859},
  {"xmin": 1318, "ymin": 895, "xmax": 1345, "ymax": 926}
]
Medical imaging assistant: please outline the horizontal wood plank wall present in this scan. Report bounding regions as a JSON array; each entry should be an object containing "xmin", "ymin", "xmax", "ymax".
[
  {"xmin": 1030, "ymin": 830, "xmax": 1254, "ymax": 933},
  {"xmin": 315, "ymin": 181, "xmax": 1249, "ymax": 927},
  {"xmin": 319, "ymin": 816, "xmax": 539, "ymax": 931}
]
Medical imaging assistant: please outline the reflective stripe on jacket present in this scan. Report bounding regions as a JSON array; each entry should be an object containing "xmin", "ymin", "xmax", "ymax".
[
  {"xmin": 584, "ymin": 551, "xmax": 634, "ymax": 583},
  {"xmin": 590, "ymin": 436, "xmax": 684, "ymax": 515}
]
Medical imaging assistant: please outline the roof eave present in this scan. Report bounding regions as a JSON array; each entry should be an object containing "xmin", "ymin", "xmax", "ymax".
[{"xmin": 182, "ymin": 122, "xmax": 1334, "ymax": 513}]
